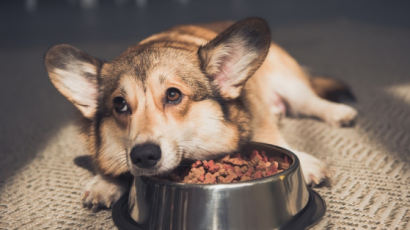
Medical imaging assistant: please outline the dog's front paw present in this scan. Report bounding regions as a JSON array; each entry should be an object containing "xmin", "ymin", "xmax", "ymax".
[
  {"xmin": 325, "ymin": 104, "xmax": 358, "ymax": 127},
  {"xmin": 82, "ymin": 175, "xmax": 126, "ymax": 211},
  {"xmin": 294, "ymin": 151, "xmax": 329, "ymax": 186}
]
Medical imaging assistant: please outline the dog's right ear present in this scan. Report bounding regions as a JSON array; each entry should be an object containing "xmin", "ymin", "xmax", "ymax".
[{"xmin": 45, "ymin": 44, "xmax": 101, "ymax": 119}]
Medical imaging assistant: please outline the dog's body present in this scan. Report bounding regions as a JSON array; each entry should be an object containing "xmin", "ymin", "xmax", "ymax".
[{"xmin": 45, "ymin": 18, "xmax": 357, "ymax": 209}]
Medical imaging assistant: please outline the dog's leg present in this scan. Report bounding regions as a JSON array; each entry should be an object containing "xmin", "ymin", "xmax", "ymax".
[
  {"xmin": 246, "ymin": 44, "xmax": 332, "ymax": 185},
  {"xmin": 281, "ymin": 84, "xmax": 358, "ymax": 127},
  {"xmin": 250, "ymin": 116, "xmax": 328, "ymax": 185},
  {"xmin": 255, "ymin": 43, "xmax": 357, "ymax": 126},
  {"xmin": 252, "ymin": 125, "xmax": 328, "ymax": 185},
  {"xmin": 290, "ymin": 150, "xmax": 329, "ymax": 185},
  {"xmin": 82, "ymin": 174, "xmax": 127, "ymax": 211}
]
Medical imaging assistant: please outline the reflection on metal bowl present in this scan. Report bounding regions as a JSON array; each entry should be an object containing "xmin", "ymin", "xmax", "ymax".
[{"xmin": 113, "ymin": 142, "xmax": 326, "ymax": 230}]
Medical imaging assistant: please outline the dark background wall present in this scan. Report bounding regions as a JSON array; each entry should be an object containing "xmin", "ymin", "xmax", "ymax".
[{"xmin": 2, "ymin": 0, "xmax": 410, "ymax": 50}]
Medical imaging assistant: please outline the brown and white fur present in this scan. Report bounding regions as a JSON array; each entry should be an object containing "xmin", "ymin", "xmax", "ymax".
[{"xmin": 44, "ymin": 18, "xmax": 357, "ymax": 210}]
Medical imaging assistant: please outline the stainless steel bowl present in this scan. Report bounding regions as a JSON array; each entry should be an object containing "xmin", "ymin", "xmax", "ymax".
[{"xmin": 113, "ymin": 142, "xmax": 326, "ymax": 230}]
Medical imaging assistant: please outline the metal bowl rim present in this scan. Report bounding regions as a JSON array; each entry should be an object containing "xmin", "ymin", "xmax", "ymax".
[{"xmin": 140, "ymin": 142, "xmax": 300, "ymax": 189}]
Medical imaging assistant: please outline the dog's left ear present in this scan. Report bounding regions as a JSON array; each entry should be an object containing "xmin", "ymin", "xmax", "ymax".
[{"xmin": 198, "ymin": 17, "xmax": 271, "ymax": 99}]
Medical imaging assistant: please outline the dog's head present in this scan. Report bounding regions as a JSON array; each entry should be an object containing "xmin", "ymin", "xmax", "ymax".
[{"xmin": 44, "ymin": 18, "xmax": 271, "ymax": 176}]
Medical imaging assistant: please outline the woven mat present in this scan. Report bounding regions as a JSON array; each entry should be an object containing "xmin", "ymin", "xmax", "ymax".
[{"xmin": 1, "ymin": 18, "xmax": 409, "ymax": 230}]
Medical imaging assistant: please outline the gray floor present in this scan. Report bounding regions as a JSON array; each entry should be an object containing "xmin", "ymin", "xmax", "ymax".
[{"xmin": 1, "ymin": 0, "xmax": 409, "ymax": 229}]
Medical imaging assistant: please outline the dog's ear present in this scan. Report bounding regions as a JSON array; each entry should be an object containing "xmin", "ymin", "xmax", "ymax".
[
  {"xmin": 45, "ymin": 44, "xmax": 101, "ymax": 119},
  {"xmin": 198, "ymin": 17, "xmax": 271, "ymax": 99}
]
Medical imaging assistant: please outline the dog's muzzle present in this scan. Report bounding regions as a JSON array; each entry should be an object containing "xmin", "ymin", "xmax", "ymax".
[{"xmin": 130, "ymin": 143, "xmax": 161, "ymax": 168}]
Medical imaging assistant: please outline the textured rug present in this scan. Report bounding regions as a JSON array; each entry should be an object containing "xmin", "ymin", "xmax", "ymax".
[{"xmin": 1, "ymin": 1, "xmax": 409, "ymax": 229}]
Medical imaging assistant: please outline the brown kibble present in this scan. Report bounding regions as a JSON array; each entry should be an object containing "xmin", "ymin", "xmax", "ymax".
[
  {"xmin": 222, "ymin": 157, "xmax": 247, "ymax": 166},
  {"xmin": 244, "ymin": 167, "xmax": 254, "ymax": 177},
  {"xmin": 253, "ymin": 171, "xmax": 263, "ymax": 179},
  {"xmin": 162, "ymin": 150, "xmax": 291, "ymax": 184},
  {"xmin": 183, "ymin": 166, "xmax": 205, "ymax": 183},
  {"xmin": 203, "ymin": 173, "xmax": 217, "ymax": 184},
  {"xmin": 192, "ymin": 160, "xmax": 202, "ymax": 168},
  {"xmin": 256, "ymin": 160, "xmax": 267, "ymax": 170},
  {"xmin": 218, "ymin": 173, "xmax": 238, "ymax": 183},
  {"xmin": 207, "ymin": 160, "xmax": 220, "ymax": 173},
  {"xmin": 240, "ymin": 175, "xmax": 251, "ymax": 181},
  {"xmin": 250, "ymin": 150, "xmax": 263, "ymax": 164},
  {"xmin": 233, "ymin": 166, "xmax": 244, "ymax": 177},
  {"xmin": 223, "ymin": 164, "xmax": 234, "ymax": 171}
]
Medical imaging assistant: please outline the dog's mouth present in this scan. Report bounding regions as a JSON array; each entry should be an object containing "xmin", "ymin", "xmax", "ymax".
[{"xmin": 130, "ymin": 166, "xmax": 162, "ymax": 176}]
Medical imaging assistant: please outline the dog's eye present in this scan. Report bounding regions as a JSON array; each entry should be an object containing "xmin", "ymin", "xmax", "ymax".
[
  {"xmin": 113, "ymin": 96, "xmax": 130, "ymax": 114},
  {"xmin": 166, "ymin": 88, "xmax": 182, "ymax": 104}
]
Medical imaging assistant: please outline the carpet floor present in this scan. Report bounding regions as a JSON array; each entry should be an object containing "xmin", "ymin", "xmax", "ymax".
[{"xmin": 0, "ymin": 1, "xmax": 409, "ymax": 229}]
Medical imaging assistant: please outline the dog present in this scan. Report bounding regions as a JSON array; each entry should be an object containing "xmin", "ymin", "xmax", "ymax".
[{"xmin": 44, "ymin": 17, "xmax": 357, "ymax": 210}]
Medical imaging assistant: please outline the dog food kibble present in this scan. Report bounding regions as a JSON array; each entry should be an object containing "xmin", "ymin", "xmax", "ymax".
[{"xmin": 163, "ymin": 150, "xmax": 290, "ymax": 184}]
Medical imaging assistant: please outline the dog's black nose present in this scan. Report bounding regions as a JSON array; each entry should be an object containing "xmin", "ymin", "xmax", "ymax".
[{"xmin": 130, "ymin": 143, "xmax": 161, "ymax": 168}]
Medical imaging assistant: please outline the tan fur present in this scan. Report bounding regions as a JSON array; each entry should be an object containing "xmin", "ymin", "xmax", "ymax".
[{"xmin": 45, "ymin": 18, "xmax": 357, "ymax": 210}]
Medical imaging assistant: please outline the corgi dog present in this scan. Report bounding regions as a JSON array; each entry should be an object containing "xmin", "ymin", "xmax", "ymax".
[{"xmin": 45, "ymin": 17, "xmax": 357, "ymax": 210}]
